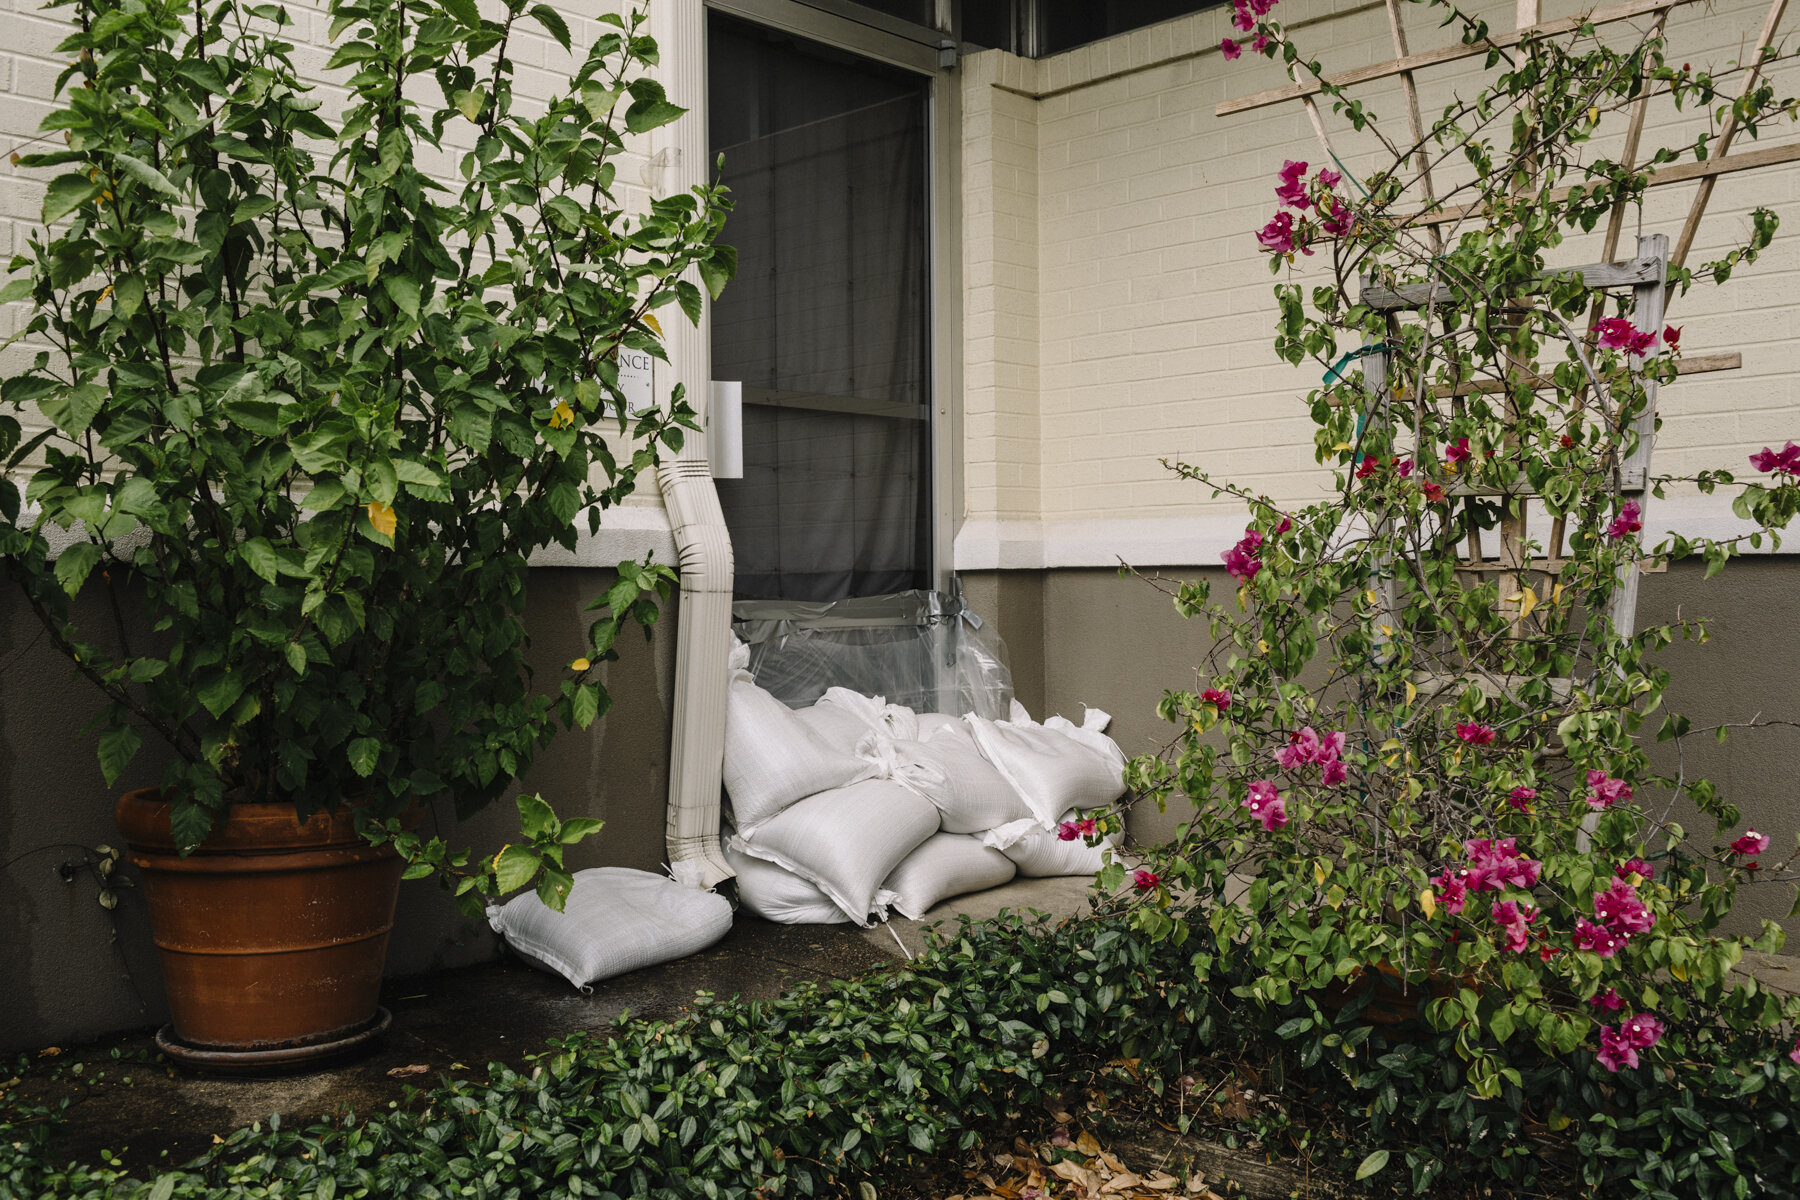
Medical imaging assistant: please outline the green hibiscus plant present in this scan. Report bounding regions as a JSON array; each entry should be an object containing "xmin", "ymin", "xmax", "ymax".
[
  {"xmin": 1093, "ymin": 0, "xmax": 1800, "ymax": 1190},
  {"xmin": 0, "ymin": 0, "xmax": 731, "ymax": 912}
]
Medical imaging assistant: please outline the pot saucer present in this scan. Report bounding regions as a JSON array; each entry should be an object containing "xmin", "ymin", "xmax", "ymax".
[{"xmin": 155, "ymin": 1006, "xmax": 392, "ymax": 1075}]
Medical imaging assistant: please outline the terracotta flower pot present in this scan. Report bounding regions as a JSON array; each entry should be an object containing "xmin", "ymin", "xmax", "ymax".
[{"xmin": 115, "ymin": 787, "xmax": 407, "ymax": 1068}]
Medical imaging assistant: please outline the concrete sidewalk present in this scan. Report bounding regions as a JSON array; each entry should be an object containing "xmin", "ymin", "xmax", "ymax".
[{"xmin": 12, "ymin": 876, "xmax": 1094, "ymax": 1175}]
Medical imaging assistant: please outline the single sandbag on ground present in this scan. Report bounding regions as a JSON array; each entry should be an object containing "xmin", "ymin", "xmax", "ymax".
[
  {"xmin": 487, "ymin": 867, "xmax": 733, "ymax": 990},
  {"xmin": 884, "ymin": 730, "xmax": 1034, "ymax": 834},
  {"xmin": 966, "ymin": 708, "xmax": 1127, "ymax": 829},
  {"xmin": 879, "ymin": 832, "xmax": 1017, "ymax": 920},
  {"xmin": 723, "ymin": 839, "xmax": 868, "ymax": 924},
  {"xmin": 983, "ymin": 811, "xmax": 1118, "ymax": 877},
  {"xmin": 724, "ymin": 668, "xmax": 877, "ymax": 832},
  {"xmin": 731, "ymin": 778, "xmax": 939, "ymax": 926}
]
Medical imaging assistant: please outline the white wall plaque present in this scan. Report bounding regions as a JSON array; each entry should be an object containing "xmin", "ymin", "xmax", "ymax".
[{"xmin": 617, "ymin": 346, "xmax": 655, "ymax": 415}]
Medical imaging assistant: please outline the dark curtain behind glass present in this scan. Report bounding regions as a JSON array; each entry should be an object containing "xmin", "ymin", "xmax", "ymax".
[{"xmin": 709, "ymin": 15, "xmax": 932, "ymax": 602}]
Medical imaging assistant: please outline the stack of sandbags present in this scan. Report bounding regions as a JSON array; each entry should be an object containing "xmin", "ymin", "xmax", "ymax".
[{"xmin": 722, "ymin": 642, "xmax": 1128, "ymax": 926}]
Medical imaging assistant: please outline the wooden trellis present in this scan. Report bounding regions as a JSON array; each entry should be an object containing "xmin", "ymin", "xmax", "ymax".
[{"xmin": 1218, "ymin": 0, "xmax": 1796, "ymax": 651}]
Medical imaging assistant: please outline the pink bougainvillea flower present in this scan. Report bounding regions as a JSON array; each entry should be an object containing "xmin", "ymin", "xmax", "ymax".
[
  {"xmin": 1593, "ymin": 317, "xmax": 1658, "ymax": 356},
  {"xmin": 1491, "ymin": 899, "xmax": 1538, "ymax": 953},
  {"xmin": 1749, "ymin": 441, "xmax": 1800, "ymax": 476},
  {"xmin": 1057, "ymin": 821, "xmax": 1080, "ymax": 842},
  {"xmin": 1589, "ymin": 987, "xmax": 1625, "ymax": 1011},
  {"xmin": 1421, "ymin": 481, "xmax": 1446, "ymax": 503},
  {"xmin": 1077, "ymin": 818, "xmax": 1097, "ymax": 837},
  {"xmin": 1356, "ymin": 454, "xmax": 1380, "ymax": 479},
  {"xmin": 1586, "ymin": 769, "xmax": 1633, "ymax": 810},
  {"xmin": 1220, "ymin": 38, "xmax": 1243, "ymax": 58},
  {"xmin": 1317, "ymin": 166, "xmax": 1342, "ymax": 189},
  {"xmin": 1575, "ymin": 917, "xmax": 1625, "ymax": 958},
  {"xmin": 1251, "ymin": 34, "xmax": 1271, "ymax": 53},
  {"xmin": 1443, "ymin": 437, "xmax": 1471, "ymax": 467},
  {"xmin": 1275, "ymin": 514, "xmax": 1292, "ymax": 535},
  {"xmin": 1595, "ymin": 880, "xmax": 1656, "ymax": 936},
  {"xmin": 1132, "ymin": 869, "xmax": 1160, "ymax": 890},
  {"xmin": 1393, "ymin": 456, "xmax": 1414, "ymax": 477},
  {"xmin": 1730, "ymin": 829, "xmax": 1771, "ymax": 856},
  {"xmin": 1663, "ymin": 324, "xmax": 1682, "ymax": 349},
  {"xmin": 1597, "ymin": 1024, "xmax": 1640, "ymax": 1072},
  {"xmin": 1615, "ymin": 858, "xmax": 1654, "ymax": 881},
  {"xmin": 1242, "ymin": 780, "xmax": 1289, "ymax": 831},
  {"xmin": 1433, "ymin": 867, "xmax": 1468, "ymax": 915},
  {"xmin": 1275, "ymin": 160, "xmax": 1311, "ymax": 209},
  {"xmin": 1790, "ymin": 1034, "xmax": 1800, "ymax": 1066},
  {"xmin": 1454, "ymin": 721, "xmax": 1496, "ymax": 745},
  {"xmin": 1621, "ymin": 1013, "xmax": 1664, "ymax": 1050},
  {"xmin": 1507, "ymin": 786, "xmax": 1538, "ymax": 814},
  {"xmin": 1463, "ymin": 837, "xmax": 1541, "ymax": 891},
  {"xmin": 1231, "ymin": 0, "xmax": 1256, "ymax": 31},
  {"xmin": 1320, "ymin": 758, "xmax": 1348, "ymax": 786},
  {"xmin": 1256, "ymin": 210, "xmax": 1296, "ymax": 255},
  {"xmin": 1607, "ymin": 499, "xmax": 1643, "ymax": 539},
  {"xmin": 1202, "ymin": 686, "xmax": 1232, "ymax": 711},
  {"xmin": 1224, "ymin": 528, "xmax": 1265, "ymax": 582}
]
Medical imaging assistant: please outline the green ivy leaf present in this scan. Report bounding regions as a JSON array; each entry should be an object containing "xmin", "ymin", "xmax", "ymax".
[{"xmin": 1355, "ymin": 1149, "xmax": 1390, "ymax": 1180}]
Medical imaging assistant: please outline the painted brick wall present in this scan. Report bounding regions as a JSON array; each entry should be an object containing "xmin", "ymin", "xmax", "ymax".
[{"xmin": 959, "ymin": 0, "xmax": 1800, "ymax": 562}]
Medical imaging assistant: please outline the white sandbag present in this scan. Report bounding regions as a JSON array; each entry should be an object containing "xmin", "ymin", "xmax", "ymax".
[
  {"xmin": 723, "ymin": 840, "xmax": 860, "ymax": 925},
  {"xmin": 983, "ymin": 813, "xmax": 1118, "ymax": 877},
  {"xmin": 487, "ymin": 867, "xmax": 733, "ymax": 990},
  {"xmin": 880, "ymin": 833, "xmax": 1017, "ymax": 920},
  {"xmin": 885, "ymin": 734, "xmax": 1034, "ymax": 834},
  {"xmin": 731, "ymin": 779, "xmax": 939, "ymax": 926},
  {"xmin": 966, "ymin": 710, "xmax": 1127, "ymax": 829},
  {"xmin": 795, "ymin": 699, "xmax": 877, "ymax": 756},
  {"xmin": 816, "ymin": 687, "xmax": 920, "ymax": 742},
  {"xmin": 914, "ymin": 711, "xmax": 967, "ymax": 742},
  {"xmin": 724, "ymin": 669, "xmax": 876, "ymax": 832}
]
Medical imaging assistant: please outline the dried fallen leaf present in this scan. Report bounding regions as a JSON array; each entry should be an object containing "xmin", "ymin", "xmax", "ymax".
[
  {"xmin": 37, "ymin": 1047, "xmax": 61, "ymax": 1058},
  {"xmin": 1098, "ymin": 1150, "xmax": 1129, "ymax": 1174},
  {"xmin": 1142, "ymin": 1171, "xmax": 1180, "ymax": 1190},
  {"xmin": 1101, "ymin": 1171, "xmax": 1142, "ymax": 1193},
  {"xmin": 386, "ymin": 1063, "xmax": 430, "ymax": 1078},
  {"xmin": 1075, "ymin": 1130, "xmax": 1101, "ymax": 1156},
  {"xmin": 1051, "ymin": 1158, "xmax": 1101, "ymax": 1195}
]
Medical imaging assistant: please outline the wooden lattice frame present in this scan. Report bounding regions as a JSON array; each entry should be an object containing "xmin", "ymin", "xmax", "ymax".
[{"xmin": 1217, "ymin": 0, "xmax": 1795, "ymax": 650}]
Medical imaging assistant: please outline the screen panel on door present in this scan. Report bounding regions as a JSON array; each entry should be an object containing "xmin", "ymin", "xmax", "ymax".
[{"xmin": 709, "ymin": 13, "xmax": 932, "ymax": 602}]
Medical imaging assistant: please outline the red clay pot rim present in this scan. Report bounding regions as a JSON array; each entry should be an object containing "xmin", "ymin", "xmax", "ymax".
[{"xmin": 114, "ymin": 787, "xmax": 417, "ymax": 855}]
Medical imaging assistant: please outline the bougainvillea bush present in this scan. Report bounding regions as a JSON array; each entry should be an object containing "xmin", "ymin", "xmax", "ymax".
[{"xmin": 1110, "ymin": 0, "xmax": 1800, "ymax": 1191}]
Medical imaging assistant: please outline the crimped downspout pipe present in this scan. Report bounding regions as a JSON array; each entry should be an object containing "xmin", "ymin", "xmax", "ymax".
[{"xmin": 653, "ymin": 0, "xmax": 734, "ymax": 889}]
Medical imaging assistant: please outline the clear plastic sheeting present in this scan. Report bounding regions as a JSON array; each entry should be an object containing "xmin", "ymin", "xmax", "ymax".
[{"xmin": 731, "ymin": 584, "xmax": 1014, "ymax": 719}]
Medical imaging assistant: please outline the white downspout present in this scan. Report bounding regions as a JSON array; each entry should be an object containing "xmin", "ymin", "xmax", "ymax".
[{"xmin": 651, "ymin": 0, "xmax": 734, "ymax": 889}]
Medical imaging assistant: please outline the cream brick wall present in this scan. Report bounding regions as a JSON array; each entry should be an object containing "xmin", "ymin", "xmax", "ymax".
[
  {"xmin": 957, "ymin": 0, "xmax": 1800, "ymax": 567},
  {"xmin": 0, "ymin": 0, "xmax": 680, "ymax": 559}
]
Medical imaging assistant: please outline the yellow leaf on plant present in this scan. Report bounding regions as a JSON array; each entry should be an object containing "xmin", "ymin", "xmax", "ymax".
[
  {"xmin": 1670, "ymin": 962, "xmax": 1687, "ymax": 981},
  {"xmin": 1315, "ymin": 860, "xmax": 1328, "ymax": 886},
  {"xmin": 570, "ymin": 658, "xmax": 591, "ymax": 672},
  {"xmin": 1419, "ymin": 888, "xmax": 1437, "ymax": 918},
  {"xmin": 1378, "ymin": 624, "xmax": 1394, "ymax": 638},
  {"xmin": 1333, "ymin": 442, "xmax": 1353, "ymax": 452},
  {"xmin": 367, "ymin": 500, "xmax": 397, "ymax": 539},
  {"xmin": 1518, "ymin": 587, "xmax": 1538, "ymax": 621},
  {"xmin": 1404, "ymin": 680, "xmax": 1417, "ymax": 705},
  {"xmin": 1588, "ymin": 106, "xmax": 1600, "ymax": 124},
  {"xmin": 1257, "ymin": 639, "xmax": 1270, "ymax": 654},
  {"xmin": 1364, "ymin": 588, "xmax": 1378, "ymax": 605},
  {"xmin": 549, "ymin": 400, "xmax": 575, "ymax": 429},
  {"xmin": 642, "ymin": 312, "xmax": 662, "ymax": 336}
]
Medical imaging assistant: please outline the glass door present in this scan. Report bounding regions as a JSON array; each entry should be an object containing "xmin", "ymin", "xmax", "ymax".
[{"xmin": 708, "ymin": 11, "xmax": 934, "ymax": 602}]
